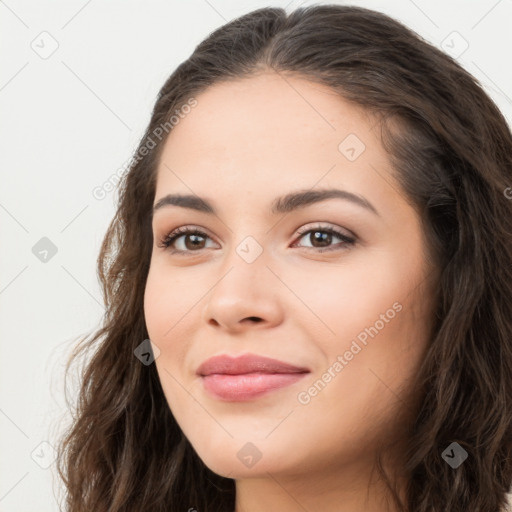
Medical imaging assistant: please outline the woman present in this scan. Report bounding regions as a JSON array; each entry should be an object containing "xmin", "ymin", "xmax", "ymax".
[{"xmin": 55, "ymin": 4, "xmax": 512, "ymax": 511}]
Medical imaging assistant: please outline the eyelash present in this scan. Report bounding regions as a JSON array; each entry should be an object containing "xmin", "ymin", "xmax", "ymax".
[{"xmin": 157, "ymin": 224, "xmax": 356, "ymax": 255}]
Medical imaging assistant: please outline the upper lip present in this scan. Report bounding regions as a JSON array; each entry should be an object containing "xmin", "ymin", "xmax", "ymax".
[{"xmin": 196, "ymin": 353, "xmax": 311, "ymax": 376}]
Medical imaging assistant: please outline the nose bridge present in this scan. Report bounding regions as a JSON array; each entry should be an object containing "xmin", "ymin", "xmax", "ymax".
[
  {"xmin": 200, "ymin": 227, "xmax": 284, "ymax": 328},
  {"xmin": 220, "ymin": 209, "xmax": 272, "ymax": 265},
  {"xmin": 216, "ymin": 229, "xmax": 273, "ymax": 296}
]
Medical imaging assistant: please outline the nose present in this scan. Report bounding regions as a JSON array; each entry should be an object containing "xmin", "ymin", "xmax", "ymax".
[{"xmin": 201, "ymin": 259, "xmax": 284, "ymax": 333}]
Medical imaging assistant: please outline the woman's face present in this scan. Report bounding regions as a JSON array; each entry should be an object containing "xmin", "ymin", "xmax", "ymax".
[{"xmin": 144, "ymin": 72, "xmax": 438, "ymax": 482}]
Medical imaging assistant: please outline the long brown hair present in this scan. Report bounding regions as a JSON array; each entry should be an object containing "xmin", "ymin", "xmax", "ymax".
[{"xmin": 55, "ymin": 4, "xmax": 512, "ymax": 511}]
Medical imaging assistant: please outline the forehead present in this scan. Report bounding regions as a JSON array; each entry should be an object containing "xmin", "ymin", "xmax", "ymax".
[
  {"xmin": 154, "ymin": 72, "xmax": 399, "ymax": 215},
  {"xmin": 162, "ymin": 72, "xmax": 375, "ymax": 157}
]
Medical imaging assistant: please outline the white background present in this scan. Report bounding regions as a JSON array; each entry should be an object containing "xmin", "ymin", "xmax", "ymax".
[{"xmin": 1, "ymin": 0, "xmax": 511, "ymax": 510}]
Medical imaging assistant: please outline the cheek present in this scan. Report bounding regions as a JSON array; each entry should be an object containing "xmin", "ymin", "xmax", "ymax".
[
  {"xmin": 143, "ymin": 265, "xmax": 197, "ymax": 378},
  {"xmin": 295, "ymin": 299, "xmax": 428, "ymax": 457},
  {"xmin": 143, "ymin": 270, "xmax": 168, "ymax": 339},
  {"xmin": 298, "ymin": 251, "xmax": 431, "ymax": 403},
  {"xmin": 143, "ymin": 263, "xmax": 195, "ymax": 340},
  {"xmin": 284, "ymin": 251, "xmax": 406, "ymax": 344},
  {"xmin": 144, "ymin": 271, "xmax": 189, "ymax": 416}
]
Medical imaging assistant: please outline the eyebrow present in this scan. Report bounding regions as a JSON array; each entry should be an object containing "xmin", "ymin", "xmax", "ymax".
[{"xmin": 152, "ymin": 188, "xmax": 379, "ymax": 218}]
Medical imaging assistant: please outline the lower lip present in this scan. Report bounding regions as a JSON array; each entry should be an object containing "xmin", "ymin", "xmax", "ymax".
[{"xmin": 201, "ymin": 372, "xmax": 309, "ymax": 401}]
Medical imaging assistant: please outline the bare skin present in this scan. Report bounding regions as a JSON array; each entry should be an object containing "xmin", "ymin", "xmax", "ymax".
[{"xmin": 144, "ymin": 71, "xmax": 439, "ymax": 511}]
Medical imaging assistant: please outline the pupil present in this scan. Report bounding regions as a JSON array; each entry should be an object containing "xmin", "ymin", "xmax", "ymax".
[
  {"xmin": 187, "ymin": 234, "xmax": 204, "ymax": 249},
  {"xmin": 313, "ymin": 231, "xmax": 330, "ymax": 247}
]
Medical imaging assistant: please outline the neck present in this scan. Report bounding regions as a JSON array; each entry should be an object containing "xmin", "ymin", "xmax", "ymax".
[{"xmin": 233, "ymin": 455, "xmax": 406, "ymax": 512}]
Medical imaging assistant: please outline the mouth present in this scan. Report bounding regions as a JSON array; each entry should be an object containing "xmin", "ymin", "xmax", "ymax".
[
  {"xmin": 196, "ymin": 353, "xmax": 311, "ymax": 402},
  {"xmin": 201, "ymin": 372, "xmax": 309, "ymax": 401}
]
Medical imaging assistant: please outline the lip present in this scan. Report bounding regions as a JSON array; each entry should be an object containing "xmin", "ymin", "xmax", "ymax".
[
  {"xmin": 196, "ymin": 353, "xmax": 311, "ymax": 402},
  {"xmin": 196, "ymin": 353, "xmax": 310, "ymax": 376}
]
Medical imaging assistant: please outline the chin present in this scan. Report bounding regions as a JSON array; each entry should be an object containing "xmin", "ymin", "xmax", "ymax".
[{"xmin": 191, "ymin": 441, "xmax": 282, "ymax": 479}]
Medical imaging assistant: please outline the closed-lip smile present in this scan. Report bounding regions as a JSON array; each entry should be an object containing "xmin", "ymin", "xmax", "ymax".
[{"xmin": 196, "ymin": 353, "xmax": 311, "ymax": 402}]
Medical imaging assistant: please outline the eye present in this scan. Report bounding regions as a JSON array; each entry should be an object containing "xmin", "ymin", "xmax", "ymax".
[
  {"xmin": 292, "ymin": 224, "xmax": 356, "ymax": 252},
  {"xmin": 157, "ymin": 224, "xmax": 356, "ymax": 255},
  {"xmin": 157, "ymin": 226, "xmax": 215, "ymax": 253}
]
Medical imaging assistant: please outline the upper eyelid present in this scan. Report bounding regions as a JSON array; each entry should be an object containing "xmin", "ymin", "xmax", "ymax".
[
  {"xmin": 160, "ymin": 223, "xmax": 355, "ymax": 246},
  {"xmin": 164, "ymin": 222, "xmax": 349, "ymax": 236}
]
